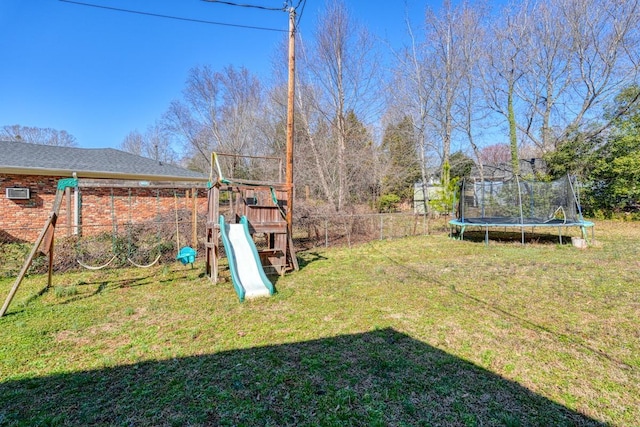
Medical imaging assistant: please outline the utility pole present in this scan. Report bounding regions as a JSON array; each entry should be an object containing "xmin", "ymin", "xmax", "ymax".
[
  {"xmin": 285, "ymin": 5, "xmax": 299, "ymax": 271},
  {"xmin": 285, "ymin": 6, "xmax": 295, "ymax": 240}
]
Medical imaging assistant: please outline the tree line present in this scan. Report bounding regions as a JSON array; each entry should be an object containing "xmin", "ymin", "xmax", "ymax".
[{"xmin": 5, "ymin": 0, "xmax": 640, "ymax": 216}]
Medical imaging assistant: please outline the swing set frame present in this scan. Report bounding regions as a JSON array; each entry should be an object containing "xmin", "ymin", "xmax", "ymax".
[
  {"xmin": 74, "ymin": 186, "xmax": 196, "ymax": 270},
  {"xmin": 0, "ymin": 177, "xmax": 208, "ymax": 317}
]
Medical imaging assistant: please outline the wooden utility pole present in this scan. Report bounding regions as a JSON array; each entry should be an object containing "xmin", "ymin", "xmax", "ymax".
[
  {"xmin": 285, "ymin": 6, "xmax": 295, "ymax": 235},
  {"xmin": 286, "ymin": 6, "xmax": 298, "ymax": 271}
]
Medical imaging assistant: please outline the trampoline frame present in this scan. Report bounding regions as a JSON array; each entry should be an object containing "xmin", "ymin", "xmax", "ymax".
[{"xmin": 449, "ymin": 217, "xmax": 595, "ymax": 245}]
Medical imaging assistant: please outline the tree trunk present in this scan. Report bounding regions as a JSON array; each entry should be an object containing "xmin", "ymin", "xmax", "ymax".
[{"xmin": 508, "ymin": 80, "xmax": 520, "ymax": 175}]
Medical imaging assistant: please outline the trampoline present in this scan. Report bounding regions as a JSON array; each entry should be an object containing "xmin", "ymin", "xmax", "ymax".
[{"xmin": 449, "ymin": 174, "xmax": 594, "ymax": 245}]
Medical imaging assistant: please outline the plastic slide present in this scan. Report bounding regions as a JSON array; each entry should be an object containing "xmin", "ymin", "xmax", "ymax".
[{"xmin": 219, "ymin": 215, "xmax": 275, "ymax": 301}]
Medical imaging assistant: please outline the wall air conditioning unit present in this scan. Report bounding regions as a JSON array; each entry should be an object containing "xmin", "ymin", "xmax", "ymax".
[{"xmin": 6, "ymin": 187, "xmax": 31, "ymax": 200}]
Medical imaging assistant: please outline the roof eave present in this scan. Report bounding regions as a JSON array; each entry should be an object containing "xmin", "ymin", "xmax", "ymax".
[{"xmin": 0, "ymin": 166, "xmax": 208, "ymax": 183}]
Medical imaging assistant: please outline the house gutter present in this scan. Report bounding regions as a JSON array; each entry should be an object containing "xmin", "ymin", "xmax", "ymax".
[{"xmin": 0, "ymin": 166, "xmax": 209, "ymax": 184}]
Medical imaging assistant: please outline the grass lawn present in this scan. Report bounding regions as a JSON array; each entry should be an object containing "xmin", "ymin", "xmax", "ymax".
[{"xmin": 0, "ymin": 220, "xmax": 638, "ymax": 426}]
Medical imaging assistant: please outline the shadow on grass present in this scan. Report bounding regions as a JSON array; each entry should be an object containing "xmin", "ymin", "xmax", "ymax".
[
  {"xmin": 0, "ymin": 268, "xmax": 196, "ymax": 317},
  {"xmin": 264, "ymin": 251, "xmax": 329, "ymax": 289},
  {"xmin": 52, "ymin": 276, "xmax": 156, "ymax": 306},
  {"xmin": 0, "ymin": 328, "xmax": 604, "ymax": 426},
  {"xmin": 296, "ymin": 251, "xmax": 329, "ymax": 271},
  {"xmin": 453, "ymin": 229, "xmax": 576, "ymax": 245}
]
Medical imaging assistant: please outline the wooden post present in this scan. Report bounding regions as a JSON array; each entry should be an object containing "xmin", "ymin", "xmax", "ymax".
[
  {"xmin": 43, "ymin": 217, "xmax": 57, "ymax": 289},
  {"xmin": 65, "ymin": 186, "xmax": 71, "ymax": 237},
  {"xmin": 74, "ymin": 187, "xmax": 80, "ymax": 236},
  {"xmin": 192, "ymin": 188, "xmax": 198, "ymax": 249},
  {"xmin": 42, "ymin": 200, "xmax": 59, "ymax": 286},
  {"xmin": 0, "ymin": 214, "xmax": 56, "ymax": 317},
  {"xmin": 1, "ymin": 185, "xmax": 67, "ymax": 317},
  {"xmin": 205, "ymin": 185, "xmax": 220, "ymax": 283}
]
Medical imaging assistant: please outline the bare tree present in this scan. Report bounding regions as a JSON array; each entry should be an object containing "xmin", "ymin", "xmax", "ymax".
[
  {"xmin": 452, "ymin": 3, "xmax": 488, "ymax": 182},
  {"xmin": 1, "ymin": 125, "xmax": 78, "ymax": 146},
  {"xmin": 489, "ymin": 0, "xmax": 640, "ymax": 159},
  {"xmin": 479, "ymin": 143, "xmax": 512, "ymax": 166},
  {"xmin": 298, "ymin": 0, "xmax": 382, "ymax": 211},
  {"xmin": 558, "ymin": 0, "xmax": 640, "ymax": 143},
  {"xmin": 163, "ymin": 65, "xmax": 268, "ymax": 173},
  {"xmin": 420, "ymin": 0, "xmax": 473, "ymax": 187},
  {"xmin": 294, "ymin": 79, "xmax": 340, "ymax": 210},
  {"xmin": 388, "ymin": 9, "xmax": 435, "ymax": 212},
  {"xmin": 120, "ymin": 122, "xmax": 178, "ymax": 164},
  {"xmin": 482, "ymin": 1, "xmax": 532, "ymax": 174},
  {"xmin": 391, "ymin": 1, "xmax": 487, "ymax": 192}
]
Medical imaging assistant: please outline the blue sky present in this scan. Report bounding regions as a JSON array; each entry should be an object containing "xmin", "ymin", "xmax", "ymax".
[{"xmin": 0, "ymin": 0, "xmax": 431, "ymax": 149}]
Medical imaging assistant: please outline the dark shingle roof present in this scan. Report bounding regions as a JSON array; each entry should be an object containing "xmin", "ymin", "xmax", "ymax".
[{"xmin": 0, "ymin": 140, "xmax": 207, "ymax": 181}]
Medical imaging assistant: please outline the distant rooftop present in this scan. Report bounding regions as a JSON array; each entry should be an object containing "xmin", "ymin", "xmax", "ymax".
[{"xmin": 0, "ymin": 140, "xmax": 207, "ymax": 182}]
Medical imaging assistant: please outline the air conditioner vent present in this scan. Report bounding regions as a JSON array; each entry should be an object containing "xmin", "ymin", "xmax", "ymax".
[{"xmin": 6, "ymin": 187, "xmax": 30, "ymax": 200}]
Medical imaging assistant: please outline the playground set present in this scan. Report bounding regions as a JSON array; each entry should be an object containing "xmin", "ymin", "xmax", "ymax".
[
  {"xmin": 0, "ymin": 152, "xmax": 298, "ymax": 316},
  {"xmin": 205, "ymin": 152, "xmax": 298, "ymax": 301}
]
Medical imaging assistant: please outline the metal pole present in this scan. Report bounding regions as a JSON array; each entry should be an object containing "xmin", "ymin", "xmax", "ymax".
[{"xmin": 516, "ymin": 175, "xmax": 525, "ymax": 245}]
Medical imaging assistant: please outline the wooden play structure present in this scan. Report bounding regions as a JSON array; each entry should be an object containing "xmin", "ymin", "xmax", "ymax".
[
  {"xmin": 1, "ymin": 153, "xmax": 298, "ymax": 315},
  {"xmin": 205, "ymin": 152, "xmax": 298, "ymax": 286}
]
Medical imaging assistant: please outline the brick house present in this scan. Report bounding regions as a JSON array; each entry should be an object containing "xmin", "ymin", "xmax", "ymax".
[{"xmin": 0, "ymin": 140, "xmax": 209, "ymax": 243}]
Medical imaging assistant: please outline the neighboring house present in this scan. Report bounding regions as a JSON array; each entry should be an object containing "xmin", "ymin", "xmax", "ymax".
[
  {"xmin": 413, "ymin": 181, "xmax": 441, "ymax": 215},
  {"xmin": 0, "ymin": 140, "xmax": 208, "ymax": 243}
]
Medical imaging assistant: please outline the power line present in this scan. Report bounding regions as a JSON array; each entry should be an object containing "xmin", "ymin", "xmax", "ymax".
[
  {"xmin": 59, "ymin": 0, "xmax": 288, "ymax": 32},
  {"xmin": 295, "ymin": 0, "xmax": 307, "ymax": 29},
  {"xmin": 201, "ymin": 0, "xmax": 286, "ymax": 12},
  {"xmin": 201, "ymin": 0, "xmax": 308, "ymax": 34}
]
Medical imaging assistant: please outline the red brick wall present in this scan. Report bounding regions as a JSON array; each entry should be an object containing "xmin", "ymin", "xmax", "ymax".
[
  {"xmin": 1, "ymin": 174, "xmax": 208, "ymax": 243},
  {"xmin": 0, "ymin": 175, "xmax": 68, "ymax": 243}
]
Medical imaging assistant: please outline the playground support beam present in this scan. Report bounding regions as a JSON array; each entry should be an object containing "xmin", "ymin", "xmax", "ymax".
[{"xmin": 0, "ymin": 182, "xmax": 69, "ymax": 317}]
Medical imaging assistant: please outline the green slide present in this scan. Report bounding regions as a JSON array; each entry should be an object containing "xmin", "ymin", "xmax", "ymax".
[{"xmin": 219, "ymin": 215, "xmax": 274, "ymax": 301}]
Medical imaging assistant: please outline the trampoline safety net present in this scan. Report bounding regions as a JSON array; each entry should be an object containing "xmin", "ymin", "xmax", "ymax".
[{"xmin": 456, "ymin": 175, "xmax": 585, "ymax": 225}]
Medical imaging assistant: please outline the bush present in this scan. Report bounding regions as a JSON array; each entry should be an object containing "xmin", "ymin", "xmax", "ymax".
[
  {"xmin": 377, "ymin": 194, "xmax": 401, "ymax": 213},
  {"xmin": 428, "ymin": 177, "xmax": 458, "ymax": 216}
]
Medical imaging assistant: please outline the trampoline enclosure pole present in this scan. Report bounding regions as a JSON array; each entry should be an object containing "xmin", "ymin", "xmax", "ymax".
[{"xmin": 516, "ymin": 175, "xmax": 525, "ymax": 244}]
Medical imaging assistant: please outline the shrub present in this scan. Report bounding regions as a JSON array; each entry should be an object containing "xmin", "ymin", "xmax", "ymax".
[{"xmin": 377, "ymin": 194, "xmax": 401, "ymax": 213}]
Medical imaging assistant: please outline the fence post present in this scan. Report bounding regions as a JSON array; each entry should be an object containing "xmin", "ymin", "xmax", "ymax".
[
  {"xmin": 379, "ymin": 215, "xmax": 383, "ymax": 240},
  {"xmin": 325, "ymin": 219, "xmax": 328, "ymax": 248},
  {"xmin": 424, "ymin": 213, "xmax": 428, "ymax": 235}
]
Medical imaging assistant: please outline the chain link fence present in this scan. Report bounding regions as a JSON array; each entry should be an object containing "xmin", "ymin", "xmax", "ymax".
[
  {"xmin": 0, "ymin": 212, "xmax": 447, "ymax": 279},
  {"xmin": 292, "ymin": 213, "xmax": 444, "ymax": 250}
]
